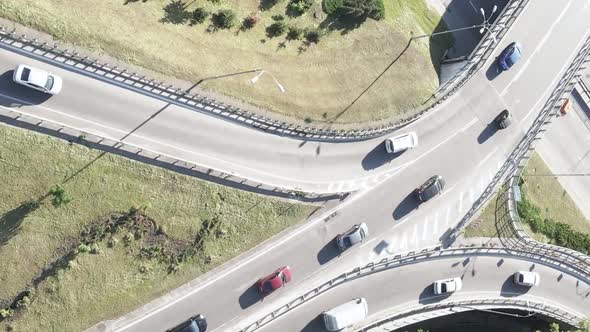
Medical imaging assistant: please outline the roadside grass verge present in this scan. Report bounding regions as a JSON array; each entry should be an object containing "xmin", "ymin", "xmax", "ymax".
[
  {"xmin": 464, "ymin": 153, "xmax": 590, "ymax": 246},
  {"xmin": 0, "ymin": 124, "xmax": 314, "ymax": 331},
  {"xmin": 0, "ymin": 0, "xmax": 451, "ymax": 125}
]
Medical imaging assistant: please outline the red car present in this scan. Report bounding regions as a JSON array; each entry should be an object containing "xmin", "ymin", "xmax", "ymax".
[{"xmin": 258, "ymin": 266, "xmax": 292, "ymax": 296}]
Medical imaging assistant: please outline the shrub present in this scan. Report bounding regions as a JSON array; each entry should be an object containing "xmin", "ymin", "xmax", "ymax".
[
  {"xmin": 242, "ymin": 15, "xmax": 260, "ymax": 29},
  {"xmin": 208, "ymin": 0, "xmax": 221, "ymax": 3},
  {"xmin": 212, "ymin": 9, "xmax": 236, "ymax": 29},
  {"xmin": 266, "ymin": 21, "xmax": 288, "ymax": 37},
  {"xmin": 323, "ymin": 0, "xmax": 384, "ymax": 20},
  {"xmin": 286, "ymin": 26, "xmax": 303, "ymax": 40},
  {"xmin": 304, "ymin": 28, "xmax": 323, "ymax": 43},
  {"xmin": 49, "ymin": 184, "xmax": 72, "ymax": 207},
  {"xmin": 0, "ymin": 308, "xmax": 13, "ymax": 319},
  {"xmin": 287, "ymin": 0, "xmax": 314, "ymax": 16},
  {"xmin": 16, "ymin": 296, "xmax": 31, "ymax": 309},
  {"xmin": 123, "ymin": 232, "xmax": 135, "ymax": 243},
  {"xmin": 190, "ymin": 8, "xmax": 209, "ymax": 25},
  {"xmin": 89, "ymin": 243, "xmax": 101, "ymax": 255},
  {"xmin": 107, "ymin": 237, "xmax": 119, "ymax": 247},
  {"xmin": 272, "ymin": 14, "xmax": 285, "ymax": 21},
  {"xmin": 77, "ymin": 243, "xmax": 91, "ymax": 253},
  {"xmin": 260, "ymin": 0, "xmax": 282, "ymax": 11}
]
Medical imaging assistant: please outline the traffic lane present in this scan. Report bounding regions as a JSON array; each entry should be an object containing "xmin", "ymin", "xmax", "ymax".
[
  {"xmin": 484, "ymin": 0, "xmax": 568, "ymax": 87},
  {"xmin": 256, "ymin": 255, "xmax": 590, "ymax": 332}
]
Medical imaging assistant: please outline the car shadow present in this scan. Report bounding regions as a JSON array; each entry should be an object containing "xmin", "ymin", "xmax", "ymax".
[
  {"xmin": 392, "ymin": 191, "xmax": 419, "ymax": 220},
  {"xmin": 317, "ymin": 238, "xmax": 340, "ymax": 265},
  {"xmin": 418, "ymin": 284, "xmax": 451, "ymax": 304},
  {"xmin": 300, "ymin": 313, "xmax": 324, "ymax": 332},
  {"xmin": 238, "ymin": 282, "xmax": 261, "ymax": 309},
  {"xmin": 500, "ymin": 275, "xmax": 531, "ymax": 297},
  {"xmin": 361, "ymin": 141, "xmax": 406, "ymax": 170},
  {"xmin": 477, "ymin": 121, "xmax": 499, "ymax": 144},
  {"xmin": 0, "ymin": 71, "xmax": 52, "ymax": 106},
  {"xmin": 486, "ymin": 60, "xmax": 502, "ymax": 81}
]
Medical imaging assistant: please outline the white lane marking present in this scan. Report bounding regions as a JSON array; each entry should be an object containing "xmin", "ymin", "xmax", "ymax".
[
  {"xmin": 412, "ymin": 223, "xmax": 419, "ymax": 243},
  {"xmin": 499, "ymin": 0, "xmax": 572, "ymax": 96},
  {"xmin": 422, "ymin": 217, "xmax": 429, "ymax": 241},
  {"xmin": 432, "ymin": 212, "xmax": 440, "ymax": 235},
  {"xmin": 475, "ymin": 148, "xmax": 499, "ymax": 168},
  {"xmin": 522, "ymin": 18, "xmax": 590, "ymax": 124},
  {"xmin": 488, "ymin": 169, "xmax": 494, "ymax": 182},
  {"xmin": 445, "ymin": 206, "xmax": 451, "ymax": 226}
]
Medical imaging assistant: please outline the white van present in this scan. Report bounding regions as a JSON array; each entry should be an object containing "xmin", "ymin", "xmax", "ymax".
[
  {"xmin": 322, "ymin": 298, "xmax": 368, "ymax": 331},
  {"xmin": 385, "ymin": 132, "xmax": 418, "ymax": 154}
]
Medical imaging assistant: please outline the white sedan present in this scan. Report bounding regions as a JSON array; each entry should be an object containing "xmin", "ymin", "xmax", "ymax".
[
  {"xmin": 385, "ymin": 132, "xmax": 418, "ymax": 154},
  {"xmin": 433, "ymin": 277, "xmax": 462, "ymax": 295},
  {"xmin": 513, "ymin": 271, "xmax": 540, "ymax": 287},
  {"xmin": 13, "ymin": 64, "xmax": 62, "ymax": 95}
]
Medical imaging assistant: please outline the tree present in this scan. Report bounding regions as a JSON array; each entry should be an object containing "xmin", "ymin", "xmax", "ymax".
[
  {"xmin": 287, "ymin": 0, "xmax": 314, "ymax": 16},
  {"xmin": 323, "ymin": 0, "xmax": 385, "ymax": 20},
  {"xmin": 266, "ymin": 21, "xmax": 288, "ymax": 37},
  {"xmin": 212, "ymin": 9, "xmax": 236, "ymax": 29}
]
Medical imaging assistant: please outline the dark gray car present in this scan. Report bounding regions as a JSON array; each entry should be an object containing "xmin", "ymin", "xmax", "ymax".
[
  {"xmin": 415, "ymin": 175, "xmax": 446, "ymax": 202},
  {"xmin": 166, "ymin": 314, "xmax": 207, "ymax": 332},
  {"xmin": 494, "ymin": 109, "xmax": 512, "ymax": 129},
  {"xmin": 336, "ymin": 223, "xmax": 369, "ymax": 251}
]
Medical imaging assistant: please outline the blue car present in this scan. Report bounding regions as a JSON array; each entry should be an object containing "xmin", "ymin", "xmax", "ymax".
[{"xmin": 497, "ymin": 42, "xmax": 523, "ymax": 71}]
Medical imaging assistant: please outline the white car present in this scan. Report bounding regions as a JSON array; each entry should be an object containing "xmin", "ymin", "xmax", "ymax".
[
  {"xmin": 433, "ymin": 277, "xmax": 462, "ymax": 295},
  {"xmin": 513, "ymin": 271, "xmax": 540, "ymax": 287},
  {"xmin": 385, "ymin": 132, "xmax": 418, "ymax": 153},
  {"xmin": 13, "ymin": 64, "xmax": 62, "ymax": 95}
]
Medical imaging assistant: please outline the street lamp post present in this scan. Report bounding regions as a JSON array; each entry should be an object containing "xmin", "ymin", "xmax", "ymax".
[{"xmin": 250, "ymin": 70, "xmax": 286, "ymax": 93}]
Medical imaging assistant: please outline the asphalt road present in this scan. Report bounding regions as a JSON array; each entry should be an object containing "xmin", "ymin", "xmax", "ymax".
[{"xmin": 0, "ymin": 0, "xmax": 588, "ymax": 331}]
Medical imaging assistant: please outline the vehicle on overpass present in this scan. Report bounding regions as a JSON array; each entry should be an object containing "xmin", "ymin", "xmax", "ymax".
[
  {"xmin": 257, "ymin": 266, "xmax": 292, "ymax": 296},
  {"xmin": 497, "ymin": 42, "xmax": 523, "ymax": 71},
  {"xmin": 165, "ymin": 314, "xmax": 207, "ymax": 332},
  {"xmin": 336, "ymin": 223, "xmax": 369, "ymax": 251},
  {"xmin": 385, "ymin": 132, "xmax": 418, "ymax": 154},
  {"xmin": 514, "ymin": 271, "xmax": 540, "ymax": 287},
  {"xmin": 415, "ymin": 175, "xmax": 446, "ymax": 202},
  {"xmin": 433, "ymin": 277, "xmax": 462, "ymax": 295},
  {"xmin": 323, "ymin": 298, "xmax": 368, "ymax": 331},
  {"xmin": 13, "ymin": 64, "xmax": 63, "ymax": 95}
]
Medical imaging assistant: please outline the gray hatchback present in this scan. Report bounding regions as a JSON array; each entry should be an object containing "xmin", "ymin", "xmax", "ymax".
[
  {"xmin": 415, "ymin": 175, "xmax": 446, "ymax": 202},
  {"xmin": 336, "ymin": 223, "xmax": 369, "ymax": 251}
]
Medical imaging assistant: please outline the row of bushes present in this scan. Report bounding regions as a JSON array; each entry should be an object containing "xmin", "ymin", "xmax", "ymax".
[
  {"xmin": 323, "ymin": 0, "xmax": 385, "ymax": 20},
  {"xmin": 517, "ymin": 193, "xmax": 590, "ymax": 255}
]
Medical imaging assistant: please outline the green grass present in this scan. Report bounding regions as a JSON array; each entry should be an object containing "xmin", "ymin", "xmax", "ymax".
[
  {"xmin": 464, "ymin": 153, "xmax": 590, "ymax": 240},
  {"xmin": 0, "ymin": 124, "xmax": 314, "ymax": 331},
  {"xmin": 0, "ymin": 0, "xmax": 451, "ymax": 125}
]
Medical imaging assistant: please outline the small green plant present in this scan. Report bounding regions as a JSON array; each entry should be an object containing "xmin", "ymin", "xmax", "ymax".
[
  {"xmin": 15, "ymin": 296, "xmax": 31, "ymax": 309},
  {"xmin": 107, "ymin": 237, "xmax": 119, "ymax": 247},
  {"xmin": 89, "ymin": 243, "xmax": 101, "ymax": 255},
  {"xmin": 77, "ymin": 243, "xmax": 91, "ymax": 253},
  {"xmin": 212, "ymin": 9, "xmax": 236, "ymax": 29},
  {"xmin": 286, "ymin": 26, "xmax": 303, "ymax": 40},
  {"xmin": 287, "ymin": 0, "xmax": 314, "ymax": 16},
  {"xmin": 49, "ymin": 184, "xmax": 72, "ymax": 207},
  {"xmin": 266, "ymin": 21, "xmax": 288, "ymax": 37},
  {"xmin": 0, "ymin": 308, "xmax": 13, "ymax": 319},
  {"xmin": 123, "ymin": 232, "xmax": 136, "ymax": 244},
  {"xmin": 190, "ymin": 8, "xmax": 210, "ymax": 25}
]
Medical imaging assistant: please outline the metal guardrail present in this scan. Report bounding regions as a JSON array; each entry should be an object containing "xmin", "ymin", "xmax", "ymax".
[
  {"xmin": 237, "ymin": 246, "xmax": 590, "ymax": 332},
  {"xmin": 358, "ymin": 297, "xmax": 582, "ymax": 331},
  {"xmin": 447, "ymin": 33, "xmax": 590, "ymax": 243},
  {"xmin": 0, "ymin": 0, "xmax": 528, "ymax": 142},
  {"xmin": 0, "ymin": 107, "xmax": 345, "ymax": 201}
]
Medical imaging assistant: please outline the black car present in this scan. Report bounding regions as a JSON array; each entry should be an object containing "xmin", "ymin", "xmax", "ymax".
[
  {"xmin": 166, "ymin": 314, "xmax": 208, "ymax": 332},
  {"xmin": 494, "ymin": 109, "xmax": 512, "ymax": 129},
  {"xmin": 415, "ymin": 175, "xmax": 446, "ymax": 202}
]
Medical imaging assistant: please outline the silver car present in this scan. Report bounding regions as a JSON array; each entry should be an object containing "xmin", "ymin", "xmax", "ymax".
[
  {"xmin": 336, "ymin": 223, "xmax": 369, "ymax": 251},
  {"xmin": 433, "ymin": 277, "xmax": 462, "ymax": 295},
  {"xmin": 13, "ymin": 64, "xmax": 63, "ymax": 95}
]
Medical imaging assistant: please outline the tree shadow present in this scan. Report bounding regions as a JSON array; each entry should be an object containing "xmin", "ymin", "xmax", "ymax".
[
  {"xmin": 238, "ymin": 282, "xmax": 261, "ymax": 309},
  {"xmin": 319, "ymin": 13, "xmax": 366, "ymax": 35},
  {"xmin": 300, "ymin": 313, "xmax": 324, "ymax": 332},
  {"xmin": 259, "ymin": 0, "xmax": 280, "ymax": 11},
  {"xmin": 477, "ymin": 121, "xmax": 498, "ymax": 144},
  {"xmin": 392, "ymin": 191, "xmax": 419, "ymax": 220},
  {"xmin": 316, "ymin": 238, "xmax": 340, "ymax": 265},
  {"xmin": 123, "ymin": 0, "xmax": 149, "ymax": 4},
  {"xmin": 159, "ymin": 0, "xmax": 190, "ymax": 24},
  {"xmin": 0, "ymin": 200, "xmax": 41, "ymax": 247},
  {"xmin": 500, "ymin": 275, "xmax": 531, "ymax": 297},
  {"xmin": 361, "ymin": 141, "xmax": 405, "ymax": 170}
]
